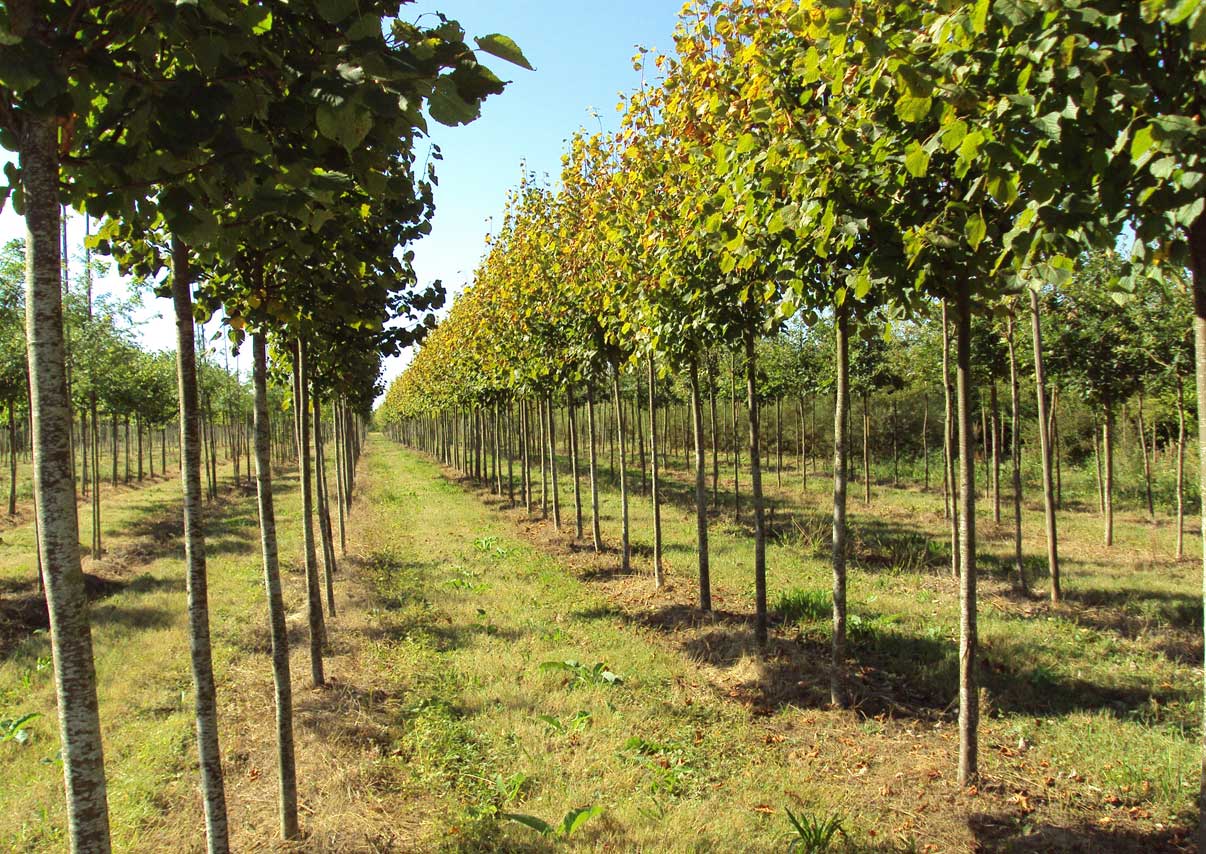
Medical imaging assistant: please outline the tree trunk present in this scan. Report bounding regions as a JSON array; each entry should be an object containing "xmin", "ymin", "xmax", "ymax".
[
  {"xmin": 831, "ymin": 303, "xmax": 850, "ymax": 708},
  {"xmin": 22, "ymin": 115, "xmax": 112, "ymax": 853},
  {"xmin": 547, "ymin": 394, "xmax": 561, "ymax": 531},
  {"xmin": 942, "ymin": 302, "xmax": 960, "ymax": 577},
  {"xmin": 295, "ymin": 337, "xmax": 325, "ymax": 686},
  {"xmin": 171, "ymin": 237, "xmax": 230, "ymax": 852},
  {"xmin": 1006, "ymin": 314, "xmax": 1026, "ymax": 591},
  {"xmin": 862, "ymin": 392, "xmax": 871, "ymax": 504},
  {"xmin": 689, "ymin": 360, "xmax": 711, "ymax": 612},
  {"xmin": 1030, "ymin": 289, "xmax": 1060, "ymax": 603},
  {"xmin": 776, "ymin": 396, "xmax": 783, "ymax": 489},
  {"xmin": 745, "ymin": 329, "xmax": 767, "ymax": 648},
  {"xmin": 539, "ymin": 398, "xmax": 548, "ymax": 518},
  {"xmin": 922, "ymin": 392, "xmax": 930, "ymax": 490},
  {"xmin": 613, "ymin": 364, "xmax": 631, "ymax": 571},
  {"xmin": 586, "ymin": 386, "xmax": 602, "ymax": 552},
  {"xmin": 991, "ymin": 383, "xmax": 1001, "ymax": 524},
  {"xmin": 1177, "ymin": 377, "xmax": 1186, "ymax": 561},
  {"xmin": 1185, "ymin": 214, "xmax": 1206, "ymax": 852},
  {"xmin": 568, "ymin": 390, "xmax": 582, "ymax": 538},
  {"xmin": 708, "ymin": 360, "xmax": 719, "ymax": 508},
  {"xmin": 1093, "ymin": 415, "xmax": 1105, "ymax": 514},
  {"xmin": 1103, "ymin": 399, "xmax": 1114, "ymax": 547},
  {"xmin": 314, "ymin": 396, "xmax": 336, "ymax": 617},
  {"xmin": 649, "ymin": 357, "xmax": 663, "ymax": 587},
  {"xmin": 1137, "ymin": 395, "xmax": 1155, "ymax": 519},
  {"xmin": 730, "ymin": 351, "xmax": 740, "ymax": 521},
  {"xmin": 8, "ymin": 399, "xmax": 16, "ymax": 516},
  {"xmin": 955, "ymin": 289, "xmax": 978, "ymax": 788},
  {"xmin": 251, "ymin": 333, "xmax": 299, "ymax": 841}
]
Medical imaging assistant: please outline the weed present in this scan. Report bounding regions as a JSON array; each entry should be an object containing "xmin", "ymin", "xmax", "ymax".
[
  {"xmin": 539, "ymin": 659, "xmax": 623, "ymax": 687},
  {"xmin": 621, "ymin": 736, "xmax": 699, "ymax": 796},
  {"xmin": 501, "ymin": 804, "xmax": 604, "ymax": 838},
  {"xmin": 784, "ymin": 808, "xmax": 845, "ymax": 853},
  {"xmin": 0, "ymin": 712, "xmax": 40, "ymax": 745},
  {"xmin": 775, "ymin": 588, "xmax": 831, "ymax": 625},
  {"xmin": 539, "ymin": 709, "xmax": 592, "ymax": 735},
  {"xmin": 473, "ymin": 535, "xmax": 511, "ymax": 559}
]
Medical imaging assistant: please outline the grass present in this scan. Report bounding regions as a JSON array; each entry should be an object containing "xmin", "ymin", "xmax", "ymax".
[{"xmin": 0, "ymin": 434, "xmax": 1199, "ymax": 851}]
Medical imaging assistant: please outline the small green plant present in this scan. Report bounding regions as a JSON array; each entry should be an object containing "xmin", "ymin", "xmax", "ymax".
[
  {"xmin": 501, "ymin": 804, "xmax": 604, "ymax": 839},
  {"xmin": 621, "ymin": 736, "xmax": 698, "ymax": 796},
  {"xmin": 445, "ymin": 565, "xmax": 488, "ymax": 592},
  {"xmin": 784, "ymin": 808, "xmax": 845, "ymax": 853},
  {"xmin": 0, "ymin": 712, "xmax": 41, "ymax": 745},
  {"xmin": 539, "ymin": 709, "xmax": 592, "ymax": 735},
  {"xmin": 473, "ymin": 535, "xmax": 510, "ymax": 559},
  {"xmin": 774, "ymin": 588, "xmax": 831, "ymax": 625},
  {"xmin": 539, "ymin": 660, "xmax": 623, "ymax": 687}
]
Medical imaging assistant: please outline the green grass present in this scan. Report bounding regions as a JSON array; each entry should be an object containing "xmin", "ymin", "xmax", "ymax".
[{"xmin": 0, "ymin": 435, "xmax": 1199, "ymax": 851}]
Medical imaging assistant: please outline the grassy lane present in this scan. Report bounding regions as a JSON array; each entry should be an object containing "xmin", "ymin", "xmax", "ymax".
[{"xmin": 373, "ymin": 437, "xmax": 1199, "ymax": 852}]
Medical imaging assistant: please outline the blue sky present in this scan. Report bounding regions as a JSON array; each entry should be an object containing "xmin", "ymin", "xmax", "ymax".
[{"xmin": 0, "ymin": 1, "xmax": 682, "ymax": 390}]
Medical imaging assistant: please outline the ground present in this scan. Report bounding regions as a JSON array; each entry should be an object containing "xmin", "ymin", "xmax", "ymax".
[{"xmin": 0, "ymin": 436, "xmax": 1198, "ymax": 852}]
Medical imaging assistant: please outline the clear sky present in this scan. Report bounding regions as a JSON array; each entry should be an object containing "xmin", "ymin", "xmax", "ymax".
[{"xmin": 0, "ymin": 1, "xmax": 682, "ymax": 392}]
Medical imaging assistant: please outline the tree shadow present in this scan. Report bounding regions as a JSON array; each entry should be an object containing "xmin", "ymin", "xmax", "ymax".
[{"xmin": 968, "ymin": 810, "xmax": 1194, "ymax": 853}]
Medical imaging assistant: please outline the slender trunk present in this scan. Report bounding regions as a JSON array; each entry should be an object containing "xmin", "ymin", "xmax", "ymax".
[
  {"xmin": 649, "ymin": 357, "xmax": 663, "ymax": 587},
  {"xmin": 1006, "ymin": 314, "xmax": 1026, "ymax": 591},
  {"xmin": 745, "ymin": 329, "xmax": 767, "ymax": 648},
  {"xmin": 1185, "ymin": 216, "xmax": 1206, "ymax": 851},
  {"xmin": 171, "ymin": 237, "xmax": 230, "ymax": 852},
  {"xmin": 91, "ymin": 395, "xmax": 100, "ymax": 558},
  {"xmin": 730, "ymin": 351, "xmax": 740, "ymax": 521},
  {"xmin": 23, "ymin": 116, "xmax": 112, "ymax": 853},
  {"xmin": 1177, "ymin": 377, "xmax": 1186, "ymax": 561},
  {"xmin": 1137, "ymin": 395, "xmax": 1155, "ymax": 519},
  {"xmin": 1030, "ymin": 289, "xmax": 1060, "ymax": 603},
  {"xmin": 1091, "ymin": 414, "xmax": 1104, "ymax": 514},
  {"xmin": 955, "ymin": 289, "xmax": 978, "ymax": 787},
  {"xmin": 539, "ymin": 399, "xmax": 548, "ymax": 518},
  {"xmin": 521, "ymin": 399, "xmax": 531, "ymax": 513},
  {"xmin": 296, "ymin": 337, "xmax": 325, "ymax": 686},
  {"xmin": 568, "ymin": 390, "xmax": 582, "ymax": 538},
  {"xmin": 636, "ymin": 372, "xmax": 647, "ymax": 496},
  {"xmin": 942, "ymin": 302, "xmax": 960, "ymax": 577},
  {"xmin": 587, "ymin": 386, "xmax": 602, "ymax": 552},
  {"xmin": 991, "ymin": 383, "xmax": 1000, "ymax": 524},
  {"xmin": 922, "ymin": 392, "xmax": 930, "ymax": 490},
  {"xmin": 862, "ymin": 392, "xmax": 871, "ymax": 504},
  {"xmin": 1103, "ymin": 399, "xmax": 1114, "ymax": 547},
  {"xmin": 776, "ymin": 396, "xmax": 783, "ymax": 489},
  {"xmin": 251, "ymin": 334, "xmax": 299, "ymax": 841},
  {"xmin": 333, "ymin": 400, "xmax": 347, "ymax": 555},
  {"xmin": 831, "ymin": 304, "xmax": 850, "ymax": 708},
  {"xmin": 314, "ymin": 396, "xmax": 336, "ymax": 617},
  {"xmin": 689, "ymin": 360, "xmax": 711, "ymax": 611},
  {"xmin": 613, "ymin": 364, "xmax": 631, "ymax": 571},
  {"xmin": 8, "ymin": 399, "xmax": 15, "ymax": 515},
  {"xmin": 708, "ymin": 360, "xmax": 719, "ymax": 508},
  {"xmin": 547, "ymin": 394, "xmax": 560, "ymax": 531}
]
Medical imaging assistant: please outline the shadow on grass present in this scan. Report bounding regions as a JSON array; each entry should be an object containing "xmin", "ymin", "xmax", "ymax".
[
  {"xmin": 0, "ymin": 571, "xmax": 181, "ymax": 658},
  {"xmin": 572, "ymin": 598, "xmax": 1195, "ymax": 728},
  {"xmin": 968, "ymin": 810, "xmax": 1194, "ymax": 853}
]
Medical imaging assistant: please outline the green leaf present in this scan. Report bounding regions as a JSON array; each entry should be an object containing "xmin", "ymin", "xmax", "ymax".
[
  {"xmin": 427, "ymin": 77, "xmax": 481, "ymax": 127},
  {"xmin": 501, "ymin": 813, "xmax": 553, "ymax": 835},
  {"xmin": 1167, "ymin": 0, "xmax": 1200, "ymax": 24},
  {"xmin": 1130, "ymin": 124, "xmax": 1158, "ymax": 167},
  {"xmin": 474, "ymin": 34, "xmax": 533, "ymax": 71},
  {"xmin": 904, "ymin": 142, "xmax": 930, "ymax": 178},
  {"xmin": 965, "ymin": 212, "xmax": 987, "ymax": 249},
  {"xmin": 561, "ymin": 805, "xmax": 604, "ymax": 837},
  {"xmin": 993, "ymin": 0, "xmax": 1038, "ymax": 26},
  {"xmin": 971, "ymin": 0, "xmax": 991, "ymax": 32},
  {"xmin": 251, "ymin": 9, "xmax": 272, "ymax": 34},
  {"xmin": 895, "ymin": 94, "xmax": 932, "ymax": 124}
]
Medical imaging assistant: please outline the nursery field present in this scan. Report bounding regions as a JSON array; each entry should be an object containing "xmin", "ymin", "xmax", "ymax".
[{"xmin": 2, "ymin": 436, "xmax": 1197, "ymax": 852}]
